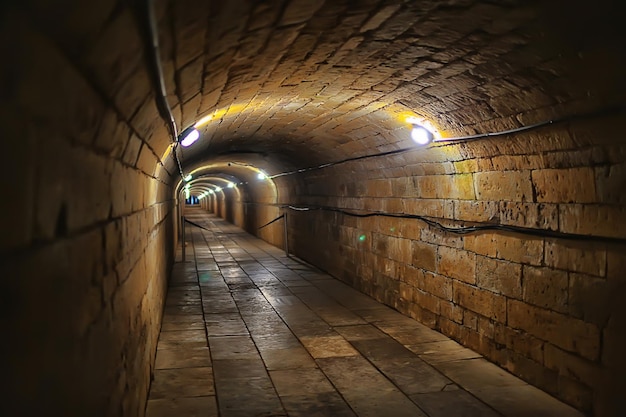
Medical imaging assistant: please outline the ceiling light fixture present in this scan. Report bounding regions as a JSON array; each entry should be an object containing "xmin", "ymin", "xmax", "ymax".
[
  {"xmin": 179, "ymin": 127, "xmax": 199, "ymax": 147},
  {"xmin": 257, "ymin": 172, "xmax": 267, "ymax": 180},
  {"xmin": 406, "ymin": 116, "xmax": 436, "ymax": 146},
  {"xmin": 227, "ymin": 182, "xmax": 235, "ymax": 188},
  {"xmin": 184, "ymin": 174, "xmax": 192, "ymax": 181},
  {"xmin": 215, "ymin": 187, "xmax": 222, "ymax": 192},
  {"xmin": 410, "ymin": 125, "xmax": 434, "ymax": 145}
]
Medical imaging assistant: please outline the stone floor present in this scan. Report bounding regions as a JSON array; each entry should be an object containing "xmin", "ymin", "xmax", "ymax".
[{"xmin": 145, "ymin": 208, "xmax": 583, "ymax": 417}]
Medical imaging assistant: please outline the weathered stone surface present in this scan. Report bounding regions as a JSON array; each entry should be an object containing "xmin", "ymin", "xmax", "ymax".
[
  {"xmin": 474, "ymin": 171, "xmax": 533, "ymax": 202},
  {"xmin": 476, "ymin": 256, "xmax": 522, "ymax": 299},
  {"xmin": 437, "ymin": 247, "xmax": 476, "ymax": 284},
  {"xmin": 522, "ymin": 266, "xmax": 569, "ymax": 313},
  {"xmin": 507, "ymin": 300, "xmax": 600, "ymax": 361},
  {"xmin": 532, "ymin": 168, "xmax": 597, "ymax": 203},
  {"xmin": 453, "ymin": 282, "xmax": 506, "ymax": 322}
]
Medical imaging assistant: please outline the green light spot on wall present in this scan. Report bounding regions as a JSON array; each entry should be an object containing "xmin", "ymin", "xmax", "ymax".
[
  {"xmin": 199, "ymin": 272, "xmax": 211, "ymax": 283},
  {"xmin": 390, "ymin": 227, "xmax": 396, "ymax": 232},
  {"xmin": 359, "ymin": 234, "xmax": 366, "ymax": 242}
]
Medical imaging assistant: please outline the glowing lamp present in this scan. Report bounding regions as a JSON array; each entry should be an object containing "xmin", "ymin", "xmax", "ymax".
[
  {"xmin": 257, "ymin": 172, "xmax": 267, "ymax": 180},
  {"xmin": 411, "ymin": 125, "xmax": 434, "ymax": 145},
  {"xmin": 227, "ymin": 182, "xmax": 235, "ymax": 188},
  {"xmin": 180, "ymin": 129, "xmax": 199, "ymax": 147},
  {"xmin": 184, "ymin": 174, "xmax": 192, "ymax": 182}
]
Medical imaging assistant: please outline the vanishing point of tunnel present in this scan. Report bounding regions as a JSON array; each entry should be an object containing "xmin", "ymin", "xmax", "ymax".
[{"xmin": 1, "ymin": 0, "xmax": 625, "ymax": 416}]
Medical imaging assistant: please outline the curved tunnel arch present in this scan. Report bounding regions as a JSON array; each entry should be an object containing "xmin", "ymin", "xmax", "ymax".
[{"xmin": 2, "ymin": 0, "xmax": 625, "ymax": 416}]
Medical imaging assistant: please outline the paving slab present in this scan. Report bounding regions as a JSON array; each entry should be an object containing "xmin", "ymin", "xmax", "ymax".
[
  {"xmin": 145, "ymin": 396, "xmax": 218, "ymax": 417},
  {"xmin": 259, "ymin": 346, "xmax": 318, "ymax": 370},
  {"xmin": 317, "ymin": 356, "xmax": 429, "ymax": 417},
  {"xmin": 279, "ymin": 392, "xmax": 357, "ymax": 417},
  {"xmin": 407, "ymin": 340, "xmax": 483, "ymax": 363},
  {"xmin": 149, "ymin": 367, "xmax": 214, "ymax": 399},
  {"xmin": 410, "ymin": 390, "xmax": 499, "ymax": 417},
  {"xmin": 155, "ymin": 347, "xmax": 212, "ymax": 370}
]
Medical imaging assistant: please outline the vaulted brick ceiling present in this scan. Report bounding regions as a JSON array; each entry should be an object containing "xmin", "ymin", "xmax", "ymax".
[
  {"xmin": 151, "ymin": 0, "xmax": 624, "ymax": 181},
  {"xmin": 157, "ymin": 0, "xmax": 624, "ymax": 183}
]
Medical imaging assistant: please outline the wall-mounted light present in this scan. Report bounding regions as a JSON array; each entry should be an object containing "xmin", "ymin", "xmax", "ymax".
[
  {"xmin": 184, "ymin": 174, "xmax": 192, "ymax": 182},
  {"xmin": 410, "ymin": 125, "xmax": 434, "ymax": 145},
  {"xmin": 180, "ymin": 128, "xmax": 199, "ymax": 147},
  {"xmin": 257, "ymin": 172, "xmax": 267, "ymax": 180},
  {"xmin": 406, "ymin": 116, "xmax": 437, "ymax": 146},
  {"xmin": 208, "ymin": 189, "xmax": 214, "ymax": 194},
  {"xmin": 227, "ymin": 182, "xmax": 235, "ymax": 188},
  {"xmin": 215, "ymin": 187, "xmax": 222, "ymax": 192}
]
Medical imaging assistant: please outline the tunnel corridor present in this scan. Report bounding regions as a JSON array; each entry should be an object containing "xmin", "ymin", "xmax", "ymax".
[{"xmin": 1, "ymin": 0, "xmax": 625, "ymax": 416}]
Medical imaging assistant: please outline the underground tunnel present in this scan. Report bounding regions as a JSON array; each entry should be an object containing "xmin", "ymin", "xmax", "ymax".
[{"xmin": 1, "ymin": 0, "xmax": 625, "ymax": 416}]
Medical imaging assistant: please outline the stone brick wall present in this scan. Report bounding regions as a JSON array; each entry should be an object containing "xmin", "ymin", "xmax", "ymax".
[
  {"xmin": 0, "ymin": 4, "xmax": 175, "ymax": 416},
  {"xmin": 285, "ymin": 116, "xmax": 625, "ymax": 415}
]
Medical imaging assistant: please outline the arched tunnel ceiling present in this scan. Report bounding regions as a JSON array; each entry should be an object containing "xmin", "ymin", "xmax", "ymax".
[{"xmin": 156, "ymin": 0, "xmax": 625, "ymax": 178}]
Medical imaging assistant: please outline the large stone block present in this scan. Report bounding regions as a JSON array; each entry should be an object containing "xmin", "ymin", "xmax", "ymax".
[
  {"xmin": 440, "ymin": 300, "xmax": 464, "ymax": 323},
  {"xmin": 532, "ymin": 168, "xmax": 596, "ymax": 203},
  {"xmin": 522, "ymin": 266, "xmax": 569, "ymax": 313},
  {"xmin": 559, "ymin": 204, "xmax": 626, "ymax": 239},
  {"xmin": 545, "ymin": 240, "xmax": 606, "ymax": 276},
  {"xmin": 476, "ymin": 256, "xmax": 522, "ymax": 299},
  {"xmin": 494, "ymin": 234, "xmax": 544, "ymax": 265},
  {"xmin": 417, "ymin": 271, "xmax": 453, "ymax": 301},
  {"xmin": 438, "ymin": 246, "xmax": 476, "ymax": 284},
  {"xmin": 411, "ymin": 240, "xmax": 437, "ymax": 271},
  {"xmin": 474, "ymin": 170, "xmax": 533, "ymax": 202},
  {"xmin": 453, "ymin": 281, "xmax": 506, "ymax": 322},
  {"xmin": 507, "ymin": 299, "xmax": 600, "ymax": 360},
  {"xmin": 568, "ymin": 273, "xmax": 611, "ymax": 326},
  {"xmin": 494, "ymin": 324, "xmax": 544, "ymax": 364}
]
